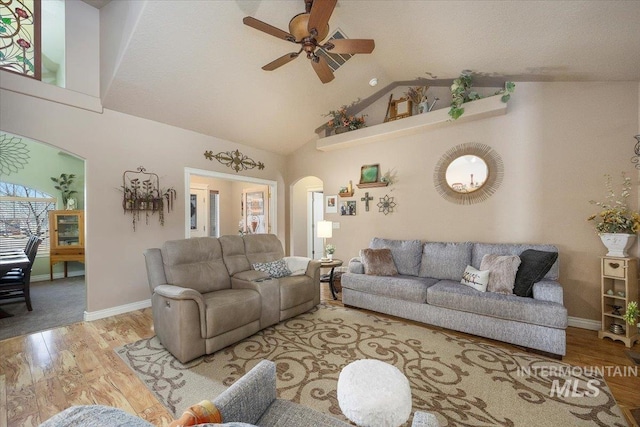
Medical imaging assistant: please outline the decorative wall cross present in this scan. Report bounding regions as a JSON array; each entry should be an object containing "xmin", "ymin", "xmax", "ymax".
[{"xmin": 361, "ymin": 192, "xmax": 373, "ymax": 211}]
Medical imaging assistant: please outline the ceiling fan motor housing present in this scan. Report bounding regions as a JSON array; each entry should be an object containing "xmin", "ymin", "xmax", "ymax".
[{"xmin": 289, "ymin": 13, "xmax": 330, "ymax": 42}]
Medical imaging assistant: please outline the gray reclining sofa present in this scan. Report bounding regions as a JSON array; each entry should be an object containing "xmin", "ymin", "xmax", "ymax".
[
  {"xmin": 144, "ymin": 234, "xmax": 321, "ymax": 363},
  {"xmin": 342, "ymin": 238, "xmax": 568, "ymax": 358}
]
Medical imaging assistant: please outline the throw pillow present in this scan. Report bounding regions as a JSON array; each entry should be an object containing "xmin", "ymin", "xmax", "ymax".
[
  {"xmin": 514, "ymin": 249, "xmax": 559, "ymax": 297},
  {"xmin": 361, "ymin": 248, "xmax": 399, "ymax": 276},
  {"xmin": 369, "ymin": 238, "xmax": 423, "ymax": 276},
  {"xmin": 480, "ymin": 254, "xmax": 521, "ymax": 294},
  {"xmin": 419, "ymin": 242, "xmax": 473, "ymax": 281},
  {"xmin": 252, "ymin": 259, "xmax": 292, "ymax": 278},
  {"xmin": 284, "ymin": 256, "xmax": 311, "ymax": 276},
  {"xmin": 460, "ymin": 265, "xmax": 490, "ymax": 292}
]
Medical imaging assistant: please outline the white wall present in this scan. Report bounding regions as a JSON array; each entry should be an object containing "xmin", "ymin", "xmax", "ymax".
[
  {"xmin": 287, "ymin": 82, "xmax": 640, "ymax": 322},
  {"xmin": 0, "ymin": 88, "xmax": 286, "ymax": 314},
  {"xmin": 290, "ymin": 176, "xmax": 323, "ymax": 257},
  {"xmin": 65, "ymin": 0, "xmax": 100, "ymax": 97}
]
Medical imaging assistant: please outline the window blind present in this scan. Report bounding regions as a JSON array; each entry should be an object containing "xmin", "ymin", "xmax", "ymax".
[{"xmin": 0, "ymin": 195, "xmax": 55, "ymax": 254}]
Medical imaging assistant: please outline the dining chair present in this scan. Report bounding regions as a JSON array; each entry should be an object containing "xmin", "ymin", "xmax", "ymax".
[
  {"xmin": 4, "ymin": 235, "xmax": 39, "ymax": 277},
  {"xmin": 0, "ymin": 238, "xmax": 42, "ymax": 311}
]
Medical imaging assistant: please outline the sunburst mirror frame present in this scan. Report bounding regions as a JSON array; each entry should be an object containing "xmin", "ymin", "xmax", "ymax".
[{"xmin": 433, "ymin": 142, "xmax": 503, "ymax": 205}]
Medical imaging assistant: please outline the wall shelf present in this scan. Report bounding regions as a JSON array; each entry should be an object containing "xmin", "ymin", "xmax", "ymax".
[
  {"xmin": 316, "ymin": 95, "xmax": 508, "ymax": 152},
  {"xmin": 356, "ymin": 182, "xmax": 389, "ymax": 189}
]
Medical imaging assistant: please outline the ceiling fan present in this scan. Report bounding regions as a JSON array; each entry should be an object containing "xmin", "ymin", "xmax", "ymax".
[{"xmin": 243, "ymin": 0, "xmax": 375, "ymax": 84}]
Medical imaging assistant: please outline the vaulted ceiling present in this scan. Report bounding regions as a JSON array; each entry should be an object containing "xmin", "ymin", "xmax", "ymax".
[{"xmin": 98, "ymin": 1, "xmax": 640, "ymax": 155}]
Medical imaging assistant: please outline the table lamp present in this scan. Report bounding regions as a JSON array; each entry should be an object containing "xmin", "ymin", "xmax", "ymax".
[{"xmin": 317, "ymin": 220, "xmax": 333, "ymax": 260}]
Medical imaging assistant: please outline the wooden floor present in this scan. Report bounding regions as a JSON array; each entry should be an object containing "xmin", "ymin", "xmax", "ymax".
[{"xmin": 1, "ymin": 286, "xmax": 639, "ymax": 426}]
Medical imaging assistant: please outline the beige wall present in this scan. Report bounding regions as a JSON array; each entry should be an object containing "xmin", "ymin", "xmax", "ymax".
[
  {"xmin": 286, "ymin": 82, "xmax": 640, "ymax": 322},
  {"xmin": 0, "ymin": 87, "xmax": 286, "ymax": 314},
  {"xmin": 290, "ymin": 176, "xmax": 323, "ymax": 257}
]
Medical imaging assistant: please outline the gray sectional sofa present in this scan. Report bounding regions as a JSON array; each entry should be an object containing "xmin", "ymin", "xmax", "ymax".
[
  {"xmin": 342, "ymin": 238, "xmax": 568, "ymax": 358},
  {"xmin": 144, "ymin": 234, "xmax": 321, "ymax": 363}
]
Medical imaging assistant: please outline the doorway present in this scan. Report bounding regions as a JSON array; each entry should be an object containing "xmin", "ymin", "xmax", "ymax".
[
  {"xmin": 309, "ymin": 190, "xmax": 324, "ymax": 259},
  {"xmin": 185, "ymin": 168, "xmax": 277, "ymax": 238}
]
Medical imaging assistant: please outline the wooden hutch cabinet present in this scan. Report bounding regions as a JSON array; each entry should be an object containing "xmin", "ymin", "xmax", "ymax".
[{"xmin": 48, "ymin": 210, "xmax": 85, "ymax": 280}]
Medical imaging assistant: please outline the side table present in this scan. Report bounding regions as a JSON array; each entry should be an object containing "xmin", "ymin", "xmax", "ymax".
[{"xmin": 320, "ymin": 259, "xmax": 343, "ymax": 300}]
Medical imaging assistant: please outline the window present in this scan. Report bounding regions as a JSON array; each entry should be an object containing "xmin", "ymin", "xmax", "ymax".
[{"xmin": 0, "ymin": 182, "xmax": 55, "ymax": 255}]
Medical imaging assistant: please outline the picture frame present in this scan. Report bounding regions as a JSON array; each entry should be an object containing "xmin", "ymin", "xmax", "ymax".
[
  {"xmin": 340, "ymin": 200, "xmax": 357, "ymax": 216},
  {"xmin": 385, "ymin": 97, "xmax": 412, "ymax": 122},
  {"xmin": 325, "ymin": 195, "xmax": 338, "ymax": 214},
  {"xmin": 360, "ymin": 164, "xmax": 380, "ymax": 184}
]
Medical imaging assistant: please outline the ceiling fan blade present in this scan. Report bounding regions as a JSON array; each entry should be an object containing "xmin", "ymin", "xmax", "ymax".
[
  {"xmin": 308, "ymin": 0, "xmax": 337, "ymax": 37},
  {"xmin": 262, "ymin": 52, "xmax": 300, "ymax": 71},
  {"xmin": 311, "ymin": 56, "xmax": 334, "ymax": 84},
  {"xmin": 326, "ymin": 39, "xmax": 375, "ymax": 54},
  {"xmin": 243, "ymin": 16, "xmax": 295, "ymax": 42}
]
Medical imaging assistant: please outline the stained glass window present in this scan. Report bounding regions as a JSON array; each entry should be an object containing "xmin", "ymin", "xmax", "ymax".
[{"xmin": 0, "ymin": 0, "xmax": 41, "ymax": 79}]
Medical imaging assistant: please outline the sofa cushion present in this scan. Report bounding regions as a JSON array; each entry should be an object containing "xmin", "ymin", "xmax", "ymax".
[
  {"xmin": 244, "ymin": 234, "xmax": 285, "ymax": 266},
  {"xmin": 480, "ymin": 254, "xmax": 521, "ymax": 295},
  {"xmin": 460, "ymin": 265, "xmax": 489, "ymax": 292},
  {"xmin": 361, "ymin": 248, "xmax": 398, "ymax": 276},
  {"xmin": 279, "ymin": 275, "xmax": 315, "ymax": 309},
  {"xmin": 162, "ymin": 237, "xmax": 231, "ymax": 293},
  {"xmin": 419, "ymin": 242, "xmax": 472, "ymax": 281},
  {"xmin": 204, "ymin": 289, "xmax": 261, "ymax": 338},
  {"xmin": 472, "ymin": 243, "xmax": 559, "ymax": 280},
  {"xmin": 252, "ymin": 259, "xmax": 292, "ymax": 278},
  {"xmin": 514, "ymin": 250, "xmax": 559, "ymax": 297},
  {"xmin": 369, "ymin": 238, "xmax": 422, "ymax": 276},
  {"xmin": 220, "ymin": 235, "xmax": 251, "ymax": 276},
  {"xmin": 426, "ymin": 281, "xmax": 568, "ymax": 329},
  {"xmin": 341, "ymin": 273, "xmax": 438, "ymax": 303}
]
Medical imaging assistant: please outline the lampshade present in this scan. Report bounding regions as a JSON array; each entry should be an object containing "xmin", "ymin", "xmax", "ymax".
[{"xmin": 317, "ymin": 220, "xmax": 333, "ymax": 238}]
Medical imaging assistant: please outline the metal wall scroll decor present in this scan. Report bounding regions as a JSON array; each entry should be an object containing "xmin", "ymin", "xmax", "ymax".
[
  {"xmin": 433, "ymin": 142, "xmax": 503, "ymax": 205},
  {"xmin": 377, "ymin": 194, "xmax": 396, "ymax": 215},
  {"xmin": 121, "ymin": 166, "xmax": 176, "ymax": 230},
  {"xmin": 0, "ymin": 133, "xmax": 30, "ymax": 176},
  {"xmin": 631, "ymin": 135, "xmax": 640, "ymax": 169},
  {"xmin": 204, "ymin": 149, "xmax": 265, "ymax": 173}
]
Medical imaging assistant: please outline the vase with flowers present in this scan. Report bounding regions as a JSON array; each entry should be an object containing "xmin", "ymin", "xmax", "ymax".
[
  {"xmin": 325, "ymin": 244, "xmax": 336, "ymax": 260},
  {"xmin": 324, "ymin": 104, "xmax": 366, "ymax": 135},
  {"xmin": 587, "ymin": 172, "xmax": 640, "ymax": 257}
]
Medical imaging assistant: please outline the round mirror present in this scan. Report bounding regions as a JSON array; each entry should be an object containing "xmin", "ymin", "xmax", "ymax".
[
  {"xmin": 445, "ymin": 155, "xmax": 488, "ymax": 193},
  {"xmin": 434, "ymin": 143, "xmax": 503, "ymax": 205}
]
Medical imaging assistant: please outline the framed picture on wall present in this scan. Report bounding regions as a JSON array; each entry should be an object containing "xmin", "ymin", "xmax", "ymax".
[
  {"xmin": 360, "ymin": 164, "xmax": 380, "ymax": 184},
  {"xmin": 340, "ymin": 200, "xmax": 357, "ymax": 216},
  {"xmin": 326, "ymin": 195, "xmax": 338, "ymax": 214}
]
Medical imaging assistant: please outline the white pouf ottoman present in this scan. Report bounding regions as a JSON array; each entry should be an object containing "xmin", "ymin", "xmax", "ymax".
[{"xmin": 337, "ymin": 359, "xmax": 412, "ymax": 427}]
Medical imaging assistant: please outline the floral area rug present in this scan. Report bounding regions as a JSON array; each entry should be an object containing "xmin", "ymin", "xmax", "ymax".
[{"xmin": 116, "ymin": 304, "xmax": 627, "ymax": 426}]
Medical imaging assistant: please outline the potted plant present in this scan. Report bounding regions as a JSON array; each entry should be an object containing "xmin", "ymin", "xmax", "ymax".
[
  {"xmin": 50, "ymin": 173, "xmax": 78, "ymax": 208},
  {"xmin": 623, "ymin": 301, "xmax": 639, "ymax": 332},
  {"xmin": 448, "ymin": 71, "xmax": 515, "ymax": 120},
  {"xmin": 587, "ymin": 172, "xmax": 640, "ymax": 257},
  {"xmin": 325, "ymin": 244, "xmax": 336, "ymax": 260},
  {"xmin": 324, "ymin": 103, "xmax": 366, "ymax": 134}
]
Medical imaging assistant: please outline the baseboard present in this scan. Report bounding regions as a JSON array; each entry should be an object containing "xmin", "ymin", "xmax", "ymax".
[
  {"xmin": 31, "ymin": 271, "xmax": 85, "ymax": 282},
  {"xmin": 84, "ymin": 299, "xmax": 151, "ymax": 322},
  {"xmin": 568, "ymin": 316, "xmax": 601, "ymax": 331}
]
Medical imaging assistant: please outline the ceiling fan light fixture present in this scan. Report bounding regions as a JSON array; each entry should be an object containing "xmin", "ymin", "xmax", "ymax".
[{"xmin": 369, "ymin": 77, "xmax": 378, "ymax": 87}]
